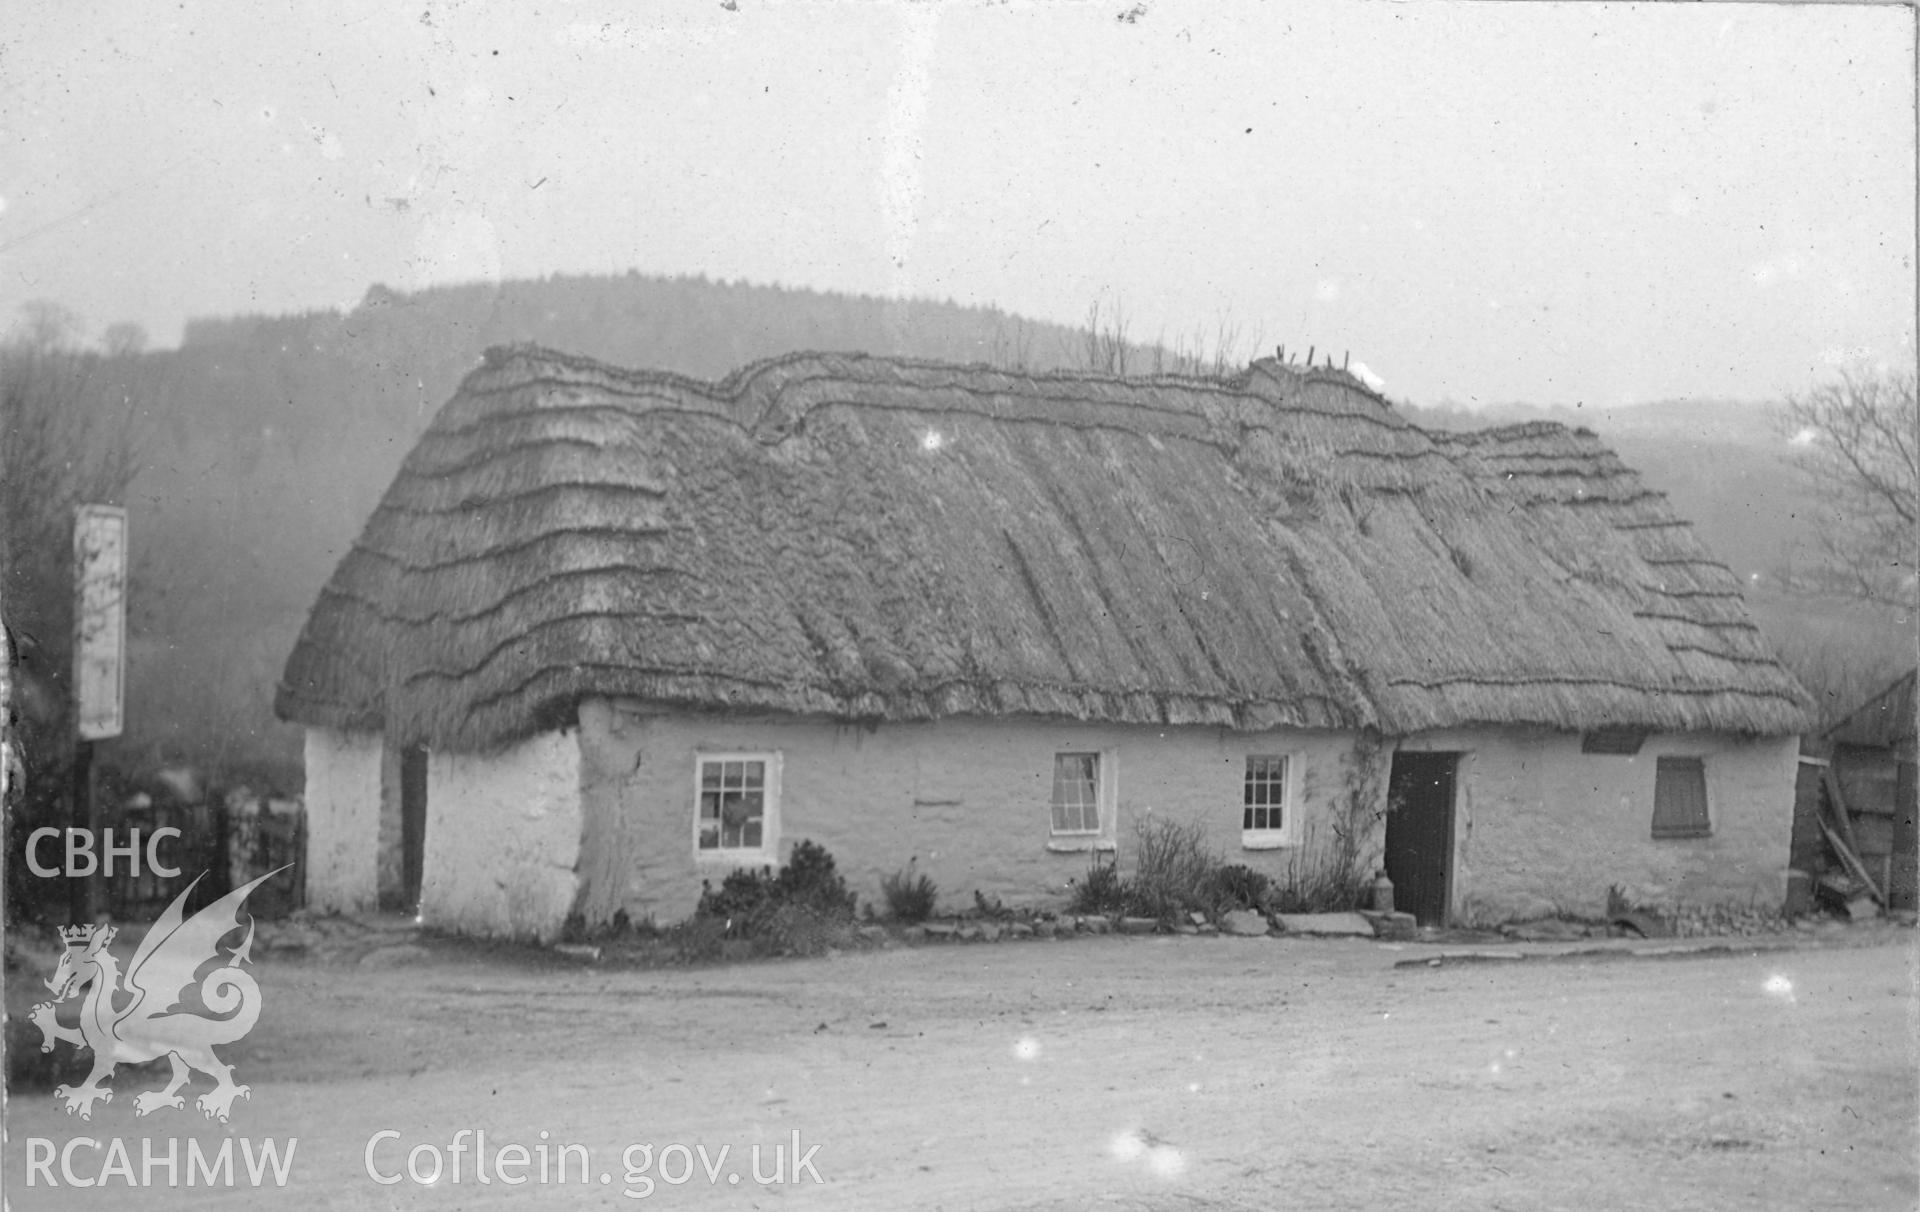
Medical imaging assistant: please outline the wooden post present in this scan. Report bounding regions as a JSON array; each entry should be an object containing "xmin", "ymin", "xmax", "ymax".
[
  {"xmin": 71, "ymin": 738, "xmax": 96, "ymax": 922},
  {"xmin": 0, "ymin": 627, "xmax": 9, "ymax": 940},
  {"xmin": 1819, "ymin": 817, "xmax": 1885, "ymax": 905},
  {"xmin": 71, "ymin": 504, "xmax": 128, "ymax": 922},
  {"xmin": 293, "ymin": 805, "xmax": 309, "ymax": 912},
  {"xmin": 1821, "ymin": 767, "xmax": 1863, "ymax": 856},
  {"xmin": 213, "ymin": 798, "xmax": 233, "ymax": 901}
]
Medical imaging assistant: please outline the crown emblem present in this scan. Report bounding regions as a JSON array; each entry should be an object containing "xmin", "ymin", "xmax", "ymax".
[{"xmin": 33, "ymin": 868, "xmax": 284, "ymax": 1123}]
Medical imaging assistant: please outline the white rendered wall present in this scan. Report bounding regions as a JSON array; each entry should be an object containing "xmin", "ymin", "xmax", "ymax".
[
  {"xmin": 574, "ymin": 698, "xmax": 1375, "ymax": 926},
  {"xmin": 567, "ymin": 698, "xmax": 1799, "ymax": 927},
  {"xmin": 418, "ymin": 730, "xmax": 583, "ymax": 941},
  {"xmin": 1399, "ymin": 728, "xmax": 1800, "ymax": 923},
  {"xmin": 301, "ymin": 728, "xmax": 383, "ymax": 913}
]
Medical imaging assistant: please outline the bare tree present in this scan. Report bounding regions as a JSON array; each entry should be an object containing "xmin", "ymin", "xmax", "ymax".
[
  {"xmin": 1098, "ymin": 299, "xmax": 1132, "ymax": 376},
  {"xmin": 101, "ymin": 321, "xmax": 148, "ymax": 357},
  {"xmin": 1066, "ymin": 298, "xmax": 1135, "ymax": 375},
  {"xmin": 1783, "ymin": 366, "xmax": 1917, "ymax": 610},
  {"xmin": 1205, "ymin": 309, "xmax": 1258, "ymax": 378},
  {"xmin": 1071, "ymin": 299, "xmax": 1265, "ymax": 380},
  {"xmin": 986, "ymin": 313, "xmax": 1035, "ymax": 371},
  {"xmin": 16, "ymin": 299, "xmax": 84, "ymax": 351},
  {"xmin": 1149, "ymin": 308, "xmax": 1263, "ymax": 379}
]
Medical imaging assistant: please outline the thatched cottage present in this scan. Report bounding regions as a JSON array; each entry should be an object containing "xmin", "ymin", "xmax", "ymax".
[{"xmin": 277, "ymin": 346, "xmax": 1811, "ymax": 939}]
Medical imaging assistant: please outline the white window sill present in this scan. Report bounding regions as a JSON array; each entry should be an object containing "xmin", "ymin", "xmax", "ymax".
[
  {"xmin": 695, "ymin": 849, "xmax": 779, "ymax": 867},
  {"xmin": 1240, "ymin": 834, "xmax": 1296, "ymax": 851},
  {"xmin": 1046, "ymin": 837, "xmax": 1117, "ymax": 853}
]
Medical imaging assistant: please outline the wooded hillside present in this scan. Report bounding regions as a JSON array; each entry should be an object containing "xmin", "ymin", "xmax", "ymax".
[{"xmin": 30, "ymin": 273, "xmax": 1897, "ymax": 787}]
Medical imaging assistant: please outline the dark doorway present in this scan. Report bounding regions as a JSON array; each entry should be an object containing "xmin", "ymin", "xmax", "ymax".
[
  {"xmin": 400, "ymin": 744, "xmax": 429, "ymax": 914},
  {"xmin": 1385, "ymin": 751, "xmax": 1459, "ymax": 926}
]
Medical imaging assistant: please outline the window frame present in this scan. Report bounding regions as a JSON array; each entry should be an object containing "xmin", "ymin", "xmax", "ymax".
[
  {"xmin": 1045, "ymin": 750, "xmax": 1117, "ymax": 852},
  {"xmin": 1241, "ymin": 753, "xmax": 1299, "ymax": 849},
  {"xmin": 1651, "ymin": 755, "xmax": 1711, "ymax": 840},
  {"xmin": 692, "ymin": 751, "xmax": 782, "ymax": 864}
]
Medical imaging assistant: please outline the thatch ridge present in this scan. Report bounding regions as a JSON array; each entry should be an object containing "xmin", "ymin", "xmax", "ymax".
[{"xmin": 277, "ymin": 344, "xmax": 1812, "ymax": 750}]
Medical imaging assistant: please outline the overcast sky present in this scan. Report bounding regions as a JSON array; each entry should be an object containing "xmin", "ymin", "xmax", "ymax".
[{"xmin": 2, "ymin": 0, "xmax": 1912, "ymax": 407}]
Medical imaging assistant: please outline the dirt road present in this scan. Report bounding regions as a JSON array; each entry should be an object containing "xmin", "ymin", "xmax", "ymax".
[{"xmin": 5, "ymin": 929, "xmax": 1914, "ymax": 1210}]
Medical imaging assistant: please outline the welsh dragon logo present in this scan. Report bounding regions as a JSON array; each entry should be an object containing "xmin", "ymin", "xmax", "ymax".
[{"xmin": 30, "ymin": 868, "xmax": 286, "ymax": 1122}]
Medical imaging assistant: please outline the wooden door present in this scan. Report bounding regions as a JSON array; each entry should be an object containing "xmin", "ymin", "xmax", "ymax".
[
  {"xmin": 1385, "ymin": 751, "xmax": 1458, "ymax": 927},
  {"xmin": 401, "ymin": 744, "xmax": 428, "ymax": 914}
]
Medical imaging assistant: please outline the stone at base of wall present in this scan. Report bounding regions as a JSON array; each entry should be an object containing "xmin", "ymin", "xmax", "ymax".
[
  {"xmin": 1219, "ymin": 909, "xmax": 1271, "ymax": 936},
  {"xmin": 1360, "ymin": 910, "xmax": 1418, "ymax": 940},
  {"xmin": 1273, "ymin": 912, "xmax": 1377, "ymax": 937}
]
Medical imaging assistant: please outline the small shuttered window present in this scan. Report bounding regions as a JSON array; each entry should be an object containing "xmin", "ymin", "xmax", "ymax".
[{"xmin": 1652, "ymin": 757, "xmax": 1710, "ymax": 839}]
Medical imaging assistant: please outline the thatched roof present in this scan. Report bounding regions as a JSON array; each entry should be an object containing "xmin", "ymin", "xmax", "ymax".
[{"xmin": 276, "ymin": 345, "xmax": 1812, "ymax": 751}]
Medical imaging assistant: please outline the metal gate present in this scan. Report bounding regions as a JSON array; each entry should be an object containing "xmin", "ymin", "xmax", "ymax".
[
  {"xmin": 106, "ymin": 795, "xmax": 305, "ymax": 921},
  {"xmin": 109, "ymin": 799, "xmax": 229, "ymax": 919}
]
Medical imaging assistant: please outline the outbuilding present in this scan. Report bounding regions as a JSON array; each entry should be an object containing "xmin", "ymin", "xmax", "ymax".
[
  {"xmin": 1792, "ymin": 670, "xmax": 1917, "ymax": 914},
  {"xmin": 276, "ymin": 346, "xmax": 1810, "ymax": 938}
]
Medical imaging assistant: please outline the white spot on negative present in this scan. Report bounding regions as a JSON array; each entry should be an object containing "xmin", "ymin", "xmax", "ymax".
[
  {"xmin": 1349, "ymin": 361, "xmax": 1387, "ymax": 393},
  {"xmin": 1145, "ymin": 1144, "xmax": 1187, "ymax": 1178},
  {"xmin": 1110, "ymin": 1129, "xmax": 1184, "ymax": 1178}
]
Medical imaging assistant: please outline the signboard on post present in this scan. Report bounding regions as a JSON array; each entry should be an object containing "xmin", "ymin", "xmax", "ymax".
[{"xmin": 73, "ymin": 504, "xmax": 127, "ymax": 741}]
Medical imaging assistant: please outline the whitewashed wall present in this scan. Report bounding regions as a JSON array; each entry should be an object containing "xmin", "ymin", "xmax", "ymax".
[
  {"xmin": 318, "ymin": 707, "xmax": 1795, "ymax": 934},
  {"xmin": 574, "ymin": 698, "xmax": 1373, "ymax": 925},
  {"xmin": 1400, "ymin": 728, "xmax": 1800, "ymax": 923},
  {"xmin": 301, "ymin": 727, "xmax": 383, "ymax": 913},
  {"xmin": 417, "ymin": 730, "xmax": 583, "ymax": 941}
]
